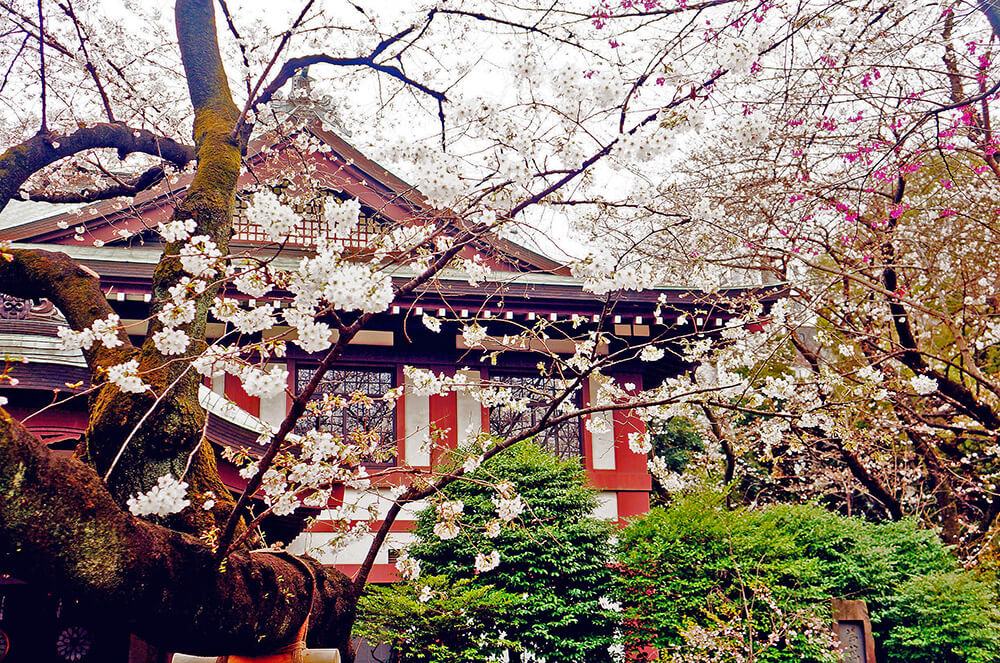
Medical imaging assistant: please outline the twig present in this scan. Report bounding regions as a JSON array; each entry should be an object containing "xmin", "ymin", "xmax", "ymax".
[{"xmin": 37, "ymin": 0, "xmax": 46, "ymax": 133}]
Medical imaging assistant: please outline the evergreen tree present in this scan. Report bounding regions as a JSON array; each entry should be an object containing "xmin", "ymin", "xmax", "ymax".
[{"xmin": 410, "ymin": 442, "xmax": 618, "ymax": 663}]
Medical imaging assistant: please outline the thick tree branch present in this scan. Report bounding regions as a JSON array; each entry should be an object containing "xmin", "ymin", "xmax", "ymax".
[
  {"xmin": 832, "ymin": 436, "xmax": 905, "ymax": 520},
  {"xmin": 0, "ymin": 410, "xmax": 356, "ymax": 657},
  {"xmin": 17, "ymin": 164, "xmax": 167, "ymax": 203},
  {"xmin": 0, "ymin": 124, "xmax": 194, "ymax": 213},
  {"xmin": 903, "ymin": 424, "xmax": 961, "ymax": 544},
  {"xmin": 880, "ymin": 252, "xmax": 1000, "ymax": 430},
  {"xmin": 0, "ymin": 247, "xmax": 134, "ymax": 372},
  {"xmin": 788, "ymin": 331, "xmax": 904, "ymax": 519},
  {"xmin": 701, "ymin": 404, "xmax": 735, "ymax": 485},
  {"xmin": 979, "ymin": 0, "xmax": 1000, "ymax": 38}
]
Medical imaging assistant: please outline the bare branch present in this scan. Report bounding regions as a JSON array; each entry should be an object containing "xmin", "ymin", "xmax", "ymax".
[
  {"xmin": 233, "ymin": 0, "xmax": 317, "ymax": 142},
  {"xmin": 215, "ymin": 0, "xmax": 252, "ymax": 97},
  {"xmin": 247, "ymin": 51, "xmax": 446, "ymax": 129},
  {"xmin": 57, "ymin": 0, "xmax": 116, "ymax": 123},
  {"xmin": 428, "ymin": 7, "xmax": 602, "ymax": 55},
  {"xmin": 17, "ymin": 164, "xmax": 166, "ymax": 203},
  {"xmin": 36, "ymin": 0, "xmax": 46, "ymax": 132}
]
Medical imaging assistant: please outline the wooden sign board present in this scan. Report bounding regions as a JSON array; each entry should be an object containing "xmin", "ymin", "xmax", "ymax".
[{"xmin": 831, "ymin": 599, "xmax": 876, "ymax": 663}]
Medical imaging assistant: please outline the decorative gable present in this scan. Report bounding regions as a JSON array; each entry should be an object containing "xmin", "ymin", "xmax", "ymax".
[{"xmin": 0, "ymin": 120, "xmax": 562, "ymax": 275}]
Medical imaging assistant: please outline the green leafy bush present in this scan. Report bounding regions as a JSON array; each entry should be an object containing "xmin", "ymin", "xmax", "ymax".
[
  {"xmin": 614, "ymin": 492, "xmax": 1000, "ymax": 663},
  {"xmin": 355, "ymin": 575, "xmax": 521, "ymax": 663},
  {"xmin": 409, "ymin": 442, "xmax": 618, "ymax": 663},
  {"xmin": 880, "ymin": 571, "xmax": 1000, "ymax": 663}
]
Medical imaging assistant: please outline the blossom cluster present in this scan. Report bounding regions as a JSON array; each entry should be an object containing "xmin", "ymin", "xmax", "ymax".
[
  {"xmin": 433, "ymin": 499, "xmax": 464, "ymax": 540},
  {"xmin": 493, "ymin": 481, "xmax": 525, "ymax": 522},
  {"xmin": 56, "ymin": 313, "xmax": 126, "ymax": 351},
  {"xmin": 247, "ymin": 189, "xmax": 299, "ymax": 240},
  {"xmin": 127, "ymin": 473, "xmax": 190, "ymax": 517},
  {"xmin": 570, "ymin": 249, "xmax": 663, "ymax": 296},
  {"xmin": 474, "ymin": 550, "xmax": 501, "ymax": 573},
  {"xmin": 107, "ymin": 358, "xmax": 146, "ymax": 393},
  {"xmin": 396, "ymin": 551, "xmax": 421, "ymax": 580}
]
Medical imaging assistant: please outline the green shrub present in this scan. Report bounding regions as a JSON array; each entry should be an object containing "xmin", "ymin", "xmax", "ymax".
[
  {"xmin": 880, "ymin": 571, "xmax": 1000, "ymax": 663},
  {"xmin": 614, "ymin": 492, "xmax": 1000, "ymax": 663},
  {"xmin": 355, "ymin": 575, "xmax": 521, "ymax": 663}
]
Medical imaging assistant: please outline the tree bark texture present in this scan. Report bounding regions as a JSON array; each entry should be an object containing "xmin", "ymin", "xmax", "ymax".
[
  {"xmin": 80, "ymin": 0, "xmax": 243, "ymax": 527},
  {"xmin": 0, "ymin": 411, "xmax": 357, "ymax": 656}
]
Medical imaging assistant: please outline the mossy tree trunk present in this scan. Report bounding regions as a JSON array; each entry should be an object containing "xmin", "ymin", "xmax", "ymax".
[
  {"xmin": 0, "ymin": 410, "xmax": 357, "ymax": 656},
  {"xmin": 77, "ymin": 0, "xmax": 244, "ymax": 535}
]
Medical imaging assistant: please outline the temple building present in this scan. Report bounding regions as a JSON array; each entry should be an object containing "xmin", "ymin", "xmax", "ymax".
[{"xmin": 0, "ymin": 89, "xmax": 769, "ymax": 662}]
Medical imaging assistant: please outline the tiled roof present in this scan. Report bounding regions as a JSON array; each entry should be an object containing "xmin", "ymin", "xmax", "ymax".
[{"xmin": 0, "ymin": 200, "xmax": 85, "ymax": 229}]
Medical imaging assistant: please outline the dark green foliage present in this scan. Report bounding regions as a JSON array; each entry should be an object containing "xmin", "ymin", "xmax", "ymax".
[
  {"xmin": 880, "ymin": 571, "xmax": 1000, "ymax": 663},
  {"xmin": 355, "ymin": 575, "xmax": 521, "ymax": 663},
  {"xmin": 410, "ymin": 442, "xmax": 617, "ymax": 663},
  {"xmin": 648, "ymin": 416, "xmax": 705, "ymax": 505},
  {"xmin": 649, "ymin": 416, "xmax": 704, "ymax": 474},
  {"xmin": 614, "ymin": 492, "xmax": 1000, "ymax": 663}
]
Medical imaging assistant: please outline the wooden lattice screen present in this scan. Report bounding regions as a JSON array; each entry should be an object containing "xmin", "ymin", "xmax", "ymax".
[{"xmin": 233, "ymin": 189, "xmax": 381, "ymax": 248}]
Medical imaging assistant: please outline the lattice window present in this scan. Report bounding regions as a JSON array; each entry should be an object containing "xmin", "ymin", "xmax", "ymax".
[
  {"xmin": 295, "ymin": 366, "xmax": 397, "ymax": 464},
  {"xmin": 233, "ymin": 187, "xmax": 382, "ymax": 248},
  {"xmin": 488, "ymin": 373, "xmax": 583, "ymax": 459}
]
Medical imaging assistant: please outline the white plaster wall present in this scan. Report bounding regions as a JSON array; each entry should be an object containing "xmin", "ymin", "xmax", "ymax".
[
  {"xmin": 404, "ymin": 372, "xmax": 431, "ymax": 466},
  {"xmin": 589, "ymin": 412, "xmax": 616, "ymax": 470},
  {"xmin": 258, "ymin": 362, "xmax": 287, "ymax": 430},
  {"xmin": 287, "ymin": 509, "xmax": 424, "ymax": 566},
  {"xmin": 385, "ymin": 532, "xmax": 419, "ymax": 558},
  {"xmin": 211, "ymin": 372, "xmax": 225, "ymax": 396},
  {"xmin": 589, "ymin": 378, "xmax": 615, "ymax": 470},
  {"xmin": 398, "ymin": 498, "xmax": 430, "ymax": 521},
  {"xmin": 339, "ymin": 488, "xmax": 416, "ymax": 521},
  {"xmin": 592, "ymin": 491, "xmax": 619, "ymax": 521},
  {"xmin": 456, "ymin": 369, "xmax": 482, "ymax": 444},
  {"xmin": 286, "ymin": 532, "xmax": 374, "ymax": 566},
  {"xmin": 589, "ymin": 378, "xmax": 616, "ymax": 470}
]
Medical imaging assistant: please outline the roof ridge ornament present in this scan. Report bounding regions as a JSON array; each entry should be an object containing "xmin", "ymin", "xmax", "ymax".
[{"xmin": 272, "ymin": 66, "xmax": 351, "ymax": 137}]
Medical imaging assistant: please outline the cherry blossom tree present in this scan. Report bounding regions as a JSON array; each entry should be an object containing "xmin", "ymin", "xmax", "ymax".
[
  {"xmin": 2, "ymin": 0, "xmax": 999, "ymax": 660},
  {"xmin": 582, "ymin": 0, "xmax": 1000, "ymax": 559}
]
